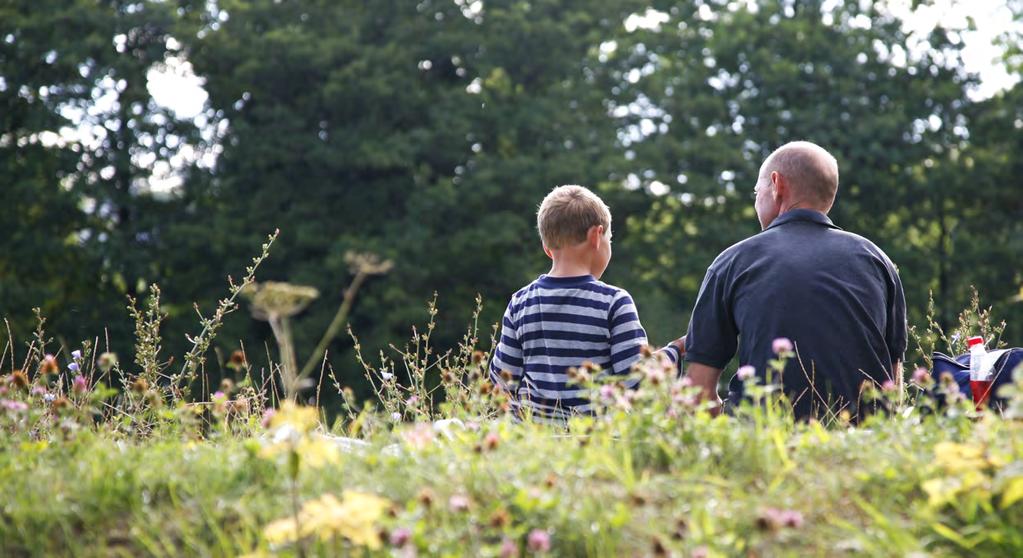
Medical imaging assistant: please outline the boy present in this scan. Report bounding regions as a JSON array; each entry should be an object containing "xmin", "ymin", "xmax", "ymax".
[{"xmin": 489, "ymin": 185, "xmax": 685, "ymax": 422}]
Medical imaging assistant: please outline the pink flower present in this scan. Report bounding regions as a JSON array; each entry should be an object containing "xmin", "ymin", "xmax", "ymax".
[
  {"xmin": 448, "ymin": 494, "xmax": 471, "ymax": 512},
  {"xmin": 499, "ymin": 538, "xmax": 519, "ymax": 558},
  {"xmin": 691, "ymin": 547, "xmax": 710, "ymax": 558},
  {"xmin": 527, "ymin": 529, "xmax": 551, "ymax": 553},
  {"xmin": 599, "ymin": 384, "xmax": 616, "ymax": 403},
  {"xmin": 780, "ymin": 510, "xmax": 804, "ymax": 528},
  {"xmin": 31, "ymin": 386, "xmax": 47, "ymax": 396},
  {"xmin": 1, "ymin": 399, "xmax": 28, "ymax": 412},
  {"xmin": 772, "ymin": 338, "xmax": 793, "ymax": 355},
  {"xmin": 912, "ymin": 367, "xmax": 931, "ymax": 385},
  {"xmin": 737, "ymin": 365, "xmax": 756, "ymax": 381},
  {"xmin": 72, "ymin": 375, "xmax": 88, "ymax": 394},
  {"xmin": 260, "ymin": 408, "xmax": 276, "ymax": 428},
  {"xmin": 881, "ymin": 380, "xmax": 897, "ymax": 392},
  {"xmin": 406, "ymin": 395, "xmax": 420, "ymax": 406},
  {"xmin": 390, "ymin": 527, "xmax": 412, "ymax": 547}
]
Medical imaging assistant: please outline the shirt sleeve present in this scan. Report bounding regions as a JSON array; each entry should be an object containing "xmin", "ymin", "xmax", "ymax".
[
  {"xmin": 489, "ymin": 301, "xmax": 523, "ymax": 393},
  {"xmin": 608, "ymin": 290, "xmax": 684, "ymax": 386},
  {"xmin": 684, "ymin": 267, "xmax": 738, "ymax": 369}
]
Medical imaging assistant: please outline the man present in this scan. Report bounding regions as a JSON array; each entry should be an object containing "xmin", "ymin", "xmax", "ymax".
[{"xmin": 684, "ymin": 141, "xmax": 907, "ymax": 420}]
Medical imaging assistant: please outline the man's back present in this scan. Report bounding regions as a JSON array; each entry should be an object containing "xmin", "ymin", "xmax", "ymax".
[{"xmin": 685, "ymin": 209, "xmax": 907, "ymax": 419}]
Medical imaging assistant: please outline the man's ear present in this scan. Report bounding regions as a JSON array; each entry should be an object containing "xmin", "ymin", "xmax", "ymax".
[{"xmin": 770, "ymin": 170, "xmax": 786, "ymax": 201}]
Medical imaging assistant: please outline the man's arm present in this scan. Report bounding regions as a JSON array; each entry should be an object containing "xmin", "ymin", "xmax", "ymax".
[{"xmin": 685, "ymin": 361, "xmax": 723, "ymax": 416}]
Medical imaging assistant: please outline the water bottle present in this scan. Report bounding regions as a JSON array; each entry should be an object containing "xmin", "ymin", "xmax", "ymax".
[{"xmin": 967, "ymin": 335, "xmax": 994, "ymax": 409}]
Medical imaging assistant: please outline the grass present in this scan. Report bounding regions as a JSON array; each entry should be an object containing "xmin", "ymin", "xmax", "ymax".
[{"xmin": 1, "ymin": 247, "xmax": 1021, "ymax": 557}]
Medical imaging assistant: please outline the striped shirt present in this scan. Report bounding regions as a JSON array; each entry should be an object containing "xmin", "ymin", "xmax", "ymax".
[{"xmin": 489, "ymin": 274, "xmax": 681, "ymax": 422}]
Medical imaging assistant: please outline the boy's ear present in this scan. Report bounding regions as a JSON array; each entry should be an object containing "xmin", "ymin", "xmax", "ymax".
[
  {"xmin": 587, "ymin": 225, "xmax": 604, "ymax": 247},
  {"xmin": 543, "ymin": 245, "xmax": 554, "ymax": 259}
]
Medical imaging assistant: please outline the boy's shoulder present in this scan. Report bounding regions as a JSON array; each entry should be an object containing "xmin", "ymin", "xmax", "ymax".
[{"xmin": 508, "ymin": 276, "xmax": 628, "ymax": 306}]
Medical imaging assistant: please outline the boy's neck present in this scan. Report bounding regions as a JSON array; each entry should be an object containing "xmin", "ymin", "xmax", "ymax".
[{"xmin": 548, "ymin": 256, "xmax": 598, "ymax": 279}]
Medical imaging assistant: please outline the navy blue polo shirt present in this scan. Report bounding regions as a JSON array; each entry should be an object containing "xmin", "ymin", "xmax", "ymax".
[{"xmin": 684, "ymin": 209, "xmax": 907, "ymax": 419}]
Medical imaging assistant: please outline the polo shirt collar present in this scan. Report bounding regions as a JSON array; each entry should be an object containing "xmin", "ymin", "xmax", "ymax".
[
  {"xmin": 765, "ymin": 209, "xmax": 841, "ymax": 231},
  {"xmin": 536, "ymin": 274, "xmax": 596, "ymax": 288}
]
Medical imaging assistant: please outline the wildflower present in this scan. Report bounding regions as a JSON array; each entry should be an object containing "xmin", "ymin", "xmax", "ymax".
[
  {"xmin": 484, "ymin": 431, "xmax": 500, "ymax": 451},
  {"xmin": 227, "ymin": 349, "xmax": 247, "ymax": 371},
  {"xmin": 527, "ymin": 529, "xmax": 551, "ymax": 553},
  {"xmin": 299, "ymin": 491, "xmax": 391, "ymax": 548},
  {"xmin": 500, "ymin": 537, "xmax": 519, "ymax": 558},
  {"xmin": 417, "ymin": 488, "xmax": 435, "ymax": 509},
  {"xmin": 489, "ymin": 508, "xmax": 510, "ymax": 528},
  {"xmin": 933, "ymin": 442, "xmax": 987, "ymax": 474},
  {"xmin": 72, "ymin": 375, "xmax": 88, "ymax": 394},
  {"xmin": 68, "ymin": 362, "xmax": 80, "ymax": 373},
  {"xmin": 10, "ymin": 370, "xmax": 29, "ymax": 390},
  {"xmin": 391, "ymin": 412, "xmax": 402, "ymax": 422},
  {"xmin": 220, "ymin": 378, "xmax": 234, "ymax": 393},
  {"xmin": 261, "ymin": 408, "xmax": 276, "ymax": 428},
  {"xmin": 97, "ymin": 352, "xmax": 118, "ymax": 373},
  {"xmin": 779, "ymin": 510, "xmax": 804, "ymax": 528},
  {"xmin": 407, "ymin": 395, "xmax": 420, "ymax": 406},
  {"xmin": 691, "ymin": 546, "xmax": 710, "ymax": 558},
  {"xmin": 448, "ymin": 494, "xmax": 471, "ymax": 512},
  {"xmin": 212, "ymin": 391, "xmax": 228, "ymax": 413},
  {"xmin": 390, "ymin": 527, "xmax": 412, "ymax": 548},
  {"xmin": 43, "ymin": 393, "xmax": 56, "ymax": 404},
  {"xmin": 640, "ymin": 344, "xmax": 654, "ymax": 358},
  {"xmin": 737, "ymin": 365, "xmax": 756, "ymax": 381},
  {"xmin": 472, "ymin": 350, "xmax": 486, "ymax": 364},
  {"xmin": 39, "ymin": 354, "xmax": 59, "ymax": 375},
  {"xmin": 31, "ymin": 385, "xmax": 47, "ymax": 396},
  {"xmin": 402, "ymin": 422, "xmax": 435, "ymax": 450},
  {"xmin": 381, "ymin": 371, "xmax": 395, "ymax": 381},
  {"xmin": 912, "ymin": 367, "xmax": 932, "ymax": 385},
  {"xmin": 71, "ymin": 350, "xmax": 82, "ymax": 361},
  {"xmin": 881, "ymin": 380, "xmax": 897, "ymax": 392},
  {"xmin": 756, "ymin": 507, "xmax": 804, "ymax": 531},
  {"xmin": 772, "ymin": 338, "xmax": 793, "ymax": 355},
  {"xmin": 51, "ymin": 397, "xmax": 71, "ymax": 411},
  {"xmin": 599, "ymin": 384, "xmax": 616, "ymax": 404},
  {"xmin": 1, "ymin": 399, "xmax": 28, "ymax": 412},
  {"xmin": 266, "ymin": 401, "xmax": 318, "ymax": 433}
]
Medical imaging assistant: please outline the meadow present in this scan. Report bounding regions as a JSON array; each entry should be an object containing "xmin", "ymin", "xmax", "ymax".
[{"xmin": 2, "ymin": 274, "xmax": 1022, "ymax": 558}]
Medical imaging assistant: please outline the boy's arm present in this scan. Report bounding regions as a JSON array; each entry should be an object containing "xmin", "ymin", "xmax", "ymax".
[
  {"xmin": 608, "ymin": 291, "xmax": 685, "ymax": 386},
  {"xmin": 489, "ymin": 303, "xmax": 523, "ymax": 395}
]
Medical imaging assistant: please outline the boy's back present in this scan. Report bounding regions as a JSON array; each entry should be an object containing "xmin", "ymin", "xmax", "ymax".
[{"xmin": 490, "ymin": 274, "xmax": 680, "ymax": 422}]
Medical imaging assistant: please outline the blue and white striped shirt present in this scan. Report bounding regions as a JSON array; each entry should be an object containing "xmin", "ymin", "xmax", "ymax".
[{"xmin": 489, "ymin": 274, "xmax": 681, "ymax": 422}]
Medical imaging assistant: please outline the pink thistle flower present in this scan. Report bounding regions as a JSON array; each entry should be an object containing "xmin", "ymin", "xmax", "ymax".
[
  {"xmin": 780, "ymin": 510, "xmax": 804, "ymax": 528},
  {"xmin": 31, "ymin": 386, "xmax": 47, "ymax": 396},
  {"xmin": 881, "ymin": 380, "xmax": 897, "ymax": 392},
  {"xmin": 260, "ymin": 408, "xmax": 276, "ymax": 428},
  {"xmin": 691, "ymin": 546, "xmax": 710, "ymax": 558},
  {"xmin": 737, "ymin": 365, "xmax": 756, "ymax": 381},
  {"xmin": 599, "ymin": 384, "xmax": 615, "ymax": 403},
  {"xmin": 500, "ymin": 537, "xmax": 519, "ymax": 558},
  {"xmin": 527, "ymin": 529, "xmax": 551, "ymax": 553},
  {"xmin": 772, "ymin": 338, "xmax": 793, "ymax": 355},
  {"xmin": 1, "ymin": 399, "xmax": 28, "ymax": 412},
  {"xmin": 72, "ymin": 375, "xmax": 88, "ymax": 394},
  {"xmin": 912, "ymin": 367, "xmax": 931, "ymax": 385},
  {"xmin": 448, "ymin": 494, "xmax": 471, "ymax": 512},
  {"xmin": 390, "ymin": 527, "xmax": 412, "ymax": 547}
]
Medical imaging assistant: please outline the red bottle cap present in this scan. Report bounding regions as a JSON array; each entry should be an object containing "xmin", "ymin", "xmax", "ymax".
[{"xmin": 967, "ymin": 336, "xmax": 985, "ymax": 347}]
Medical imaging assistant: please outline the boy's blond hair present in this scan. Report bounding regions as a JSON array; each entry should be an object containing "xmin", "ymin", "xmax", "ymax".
[{"xmin": 537, "ymin": 185, "xmax": 612, "ymax": 249}]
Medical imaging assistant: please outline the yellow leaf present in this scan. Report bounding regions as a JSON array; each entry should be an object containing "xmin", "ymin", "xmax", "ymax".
[{"xmin": 1000, "ymin": 477, "xmax": 1023, "ymax": 509}]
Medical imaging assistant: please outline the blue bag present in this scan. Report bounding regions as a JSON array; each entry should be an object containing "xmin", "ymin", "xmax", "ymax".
[{"xmin": 931, "ymin": 348, "xmax": 1023, "ymax": 407}]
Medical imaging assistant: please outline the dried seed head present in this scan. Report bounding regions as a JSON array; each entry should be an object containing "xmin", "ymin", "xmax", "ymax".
[
  {"xmin": 10, "ymin": 370, "xmax": 29, "ymax": 390},
  {"xmin": 131, "ymin": 378, "xmax": 149, "ymax": 393}
]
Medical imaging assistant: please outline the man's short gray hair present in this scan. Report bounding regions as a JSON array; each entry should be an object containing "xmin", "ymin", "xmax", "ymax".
[
  {"xmin": 537, "ymin": 185, "xmax": 611, "ymax": 249},
  {"xmin": 762, "ymin": 141, "xmax": 839, "ymax": 207}
]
